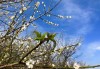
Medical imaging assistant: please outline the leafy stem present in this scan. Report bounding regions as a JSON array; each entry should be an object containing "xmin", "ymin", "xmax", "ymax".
[{"xmin": 19, "ymin": 31, "xmax": 57, "ymax": 63}]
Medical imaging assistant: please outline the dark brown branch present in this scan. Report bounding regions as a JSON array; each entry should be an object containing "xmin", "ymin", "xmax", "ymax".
[
  {"xmin": 0, "ymin": 62, "xmax": 18, "ymax": 69},
  {"xmin": 19, "ymin": 38, "xmax": 49, "ymax": 63}
]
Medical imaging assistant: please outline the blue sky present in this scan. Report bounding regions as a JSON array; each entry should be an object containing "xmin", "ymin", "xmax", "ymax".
[
  {"xmin": 0, "ymin": 0, "xmax": 100, "ymax": 68},
  {"xmin": 30, "ymin": 0, "xmax": 100, "ymax": 68},
  {"xmin": 3, "ymin": 0, "xmax": 99, "ymax": 68}
]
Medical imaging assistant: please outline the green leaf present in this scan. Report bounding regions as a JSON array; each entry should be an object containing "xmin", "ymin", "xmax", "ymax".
[
  {"xmin": 34, "ymin": 31, "xmax": 41, "ymax": 37},
  {"xmin": 34, "ymin": 37, "xmax": 42, "ymax": 40},
  {"xmin": 51, "ymin": 33, "xmax": 56, "ymax": 39},
  {"xmin": 41, "ymin": 33, "xmax": 47, "ymax": 39}
]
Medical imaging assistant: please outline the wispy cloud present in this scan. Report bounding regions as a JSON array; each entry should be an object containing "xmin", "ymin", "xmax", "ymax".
[
  {"xmin": 60, "ymin": 0, "xmax": 93, "ymax": 35},
  {"xmin": 83, "ymin": 41, "xmax": 100, "ymax": 58},
  {"xmin": 80, "ymin": 41, "xmax": 100, "ymax": 66}
]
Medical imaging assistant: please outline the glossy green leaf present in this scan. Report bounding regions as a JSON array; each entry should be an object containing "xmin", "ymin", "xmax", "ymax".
[{"xmin": 34, "ymin": 31, "xmax": 41, "ymax": 37}]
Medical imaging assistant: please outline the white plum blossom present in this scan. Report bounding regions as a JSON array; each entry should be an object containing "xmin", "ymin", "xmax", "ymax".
[
  {"xmin": 36, "ymin": 60, "xmax": 40, "ymax": 64},
  {"xmin": 54, "ymin": 24, "xmax": 59, "ymax": 26},
  {"xmin": 44, "ymin": 49, "xmax": 46, "ymax": 52},
  {"xmin": 66, "ymin": 47, "xmax": 69, "ymax": 50},
  {"xmin": 19, "ymin": 9, "xmax": 23, "ymax": 14},
  {"xmin": 21, "ymin": 23, "xmax": 30, "ymax": 31},
  {"xmin": 52, "ymin": 64, "xmax": 55, "ymax": 67},
  {"xmin": 26, "ymin": 45, "xmax": 29, "ymax": 48},
  {"xmin": 42, "ymin": 2, "xmax": 44, "ymax": 4},
  {"xmin": 78, "ymin": 43, "xmax": 81, "ymax": 46},
  {"xmin": 45, "ymin": 20, "xmax": 59, "ymax": 26},
  {"xmin": 57, "ymin": 47, "xmax": 64, "ymax": 52},
  {"xmin": 10, "ymin": 16, "xmax": 15, "ymax": 19},
  {"xmin": 22, "ymin": 4, "xmax": 24, "ymax": 7},
  {"xmin": 35, "ymin": 1, "xmax": 40, "ymax": 7},
  {"xmin": 27, "ymin": 37, "xmax": 32, "ymax": 41},
  {"xmin": 26, "ymin": 59, "xmax": 35, "ymax": 68},
  {"xmin": 58, "ymin": 15, "xmax": 64, "ymax": 18},
  {"xmin": 47, "ymin": 14, "xmax": 51, "ymax": 17},
  {"xmin": 66, "ymin": 16, "xmax": 69, "ymax": 18},
  {"xmin": 69, "ymin": 16, "xmax": 72, "ymax": 18},
  {"xmin": 67, "ymin": 62, "xmax": 70, "ymax": 67},
  {"xmin": 20, "ymin": 40, "xmax": 24, "ymax": 44},
  {"xmin": 30, "ymin": 16, "xmax": 35, "ymax": 20},
  {"xmin": 73, "ymin": 62, "xmax": 80, "ymax": 69},
  {"xmin": 4, "ymin": 53, "xmax": 9, "ymax": 58},
  {"xmin": 57, "ymin": 15, "xmax": 72, "ymax": 19},
  {"xmin": 44, "ymin": 55, "xmax": 47, "ymax": 58},
  {"xmin": 21, "ymin": 24, "xmax": 27, "ymax": 31},
  {"xmin": 25, "ymin": 23, "xmax": 30, "ymax": 26},
  {"xmin": 40, "ymin": 53, "xmax": 43, "ymax": 55},
  {"xmin": 43, "ymin": 4, "xmax": 46, "ymax": 7},
  {"xmin": 27, "ymin": 37, "xmax": 32, "ymax": 40},
  {"xmin": 23, "ymin": 7, "xmax": 27, "ymax": 10}
]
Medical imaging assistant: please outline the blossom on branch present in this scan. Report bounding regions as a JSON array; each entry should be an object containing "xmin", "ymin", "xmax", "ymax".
[
  {"xmin": 35, "ymin": 1, "xmax": 40, "ymax": 7},
  {"xmin": 73, "ymin": 62, "xmax": 80, "ymax": 69},
  {"xmin": 26, "ymin": 59, "xmax": 35, "ymax": 68}
]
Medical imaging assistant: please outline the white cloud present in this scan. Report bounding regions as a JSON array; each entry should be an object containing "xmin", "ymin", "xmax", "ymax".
[
  {"xmin": 79, "ymin": 41, "xmax": 100, "ymax": 67},
  {"xmin": 83, "ymin": 41, "xmax": 100, "ymax": 58},
  {"xmin": 95, "ymin": 47, "xmax": 100, "ymax": 50},
  {"xmin": 88, "ymin": 41, "xmax": 100, "ymax": 50}
]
